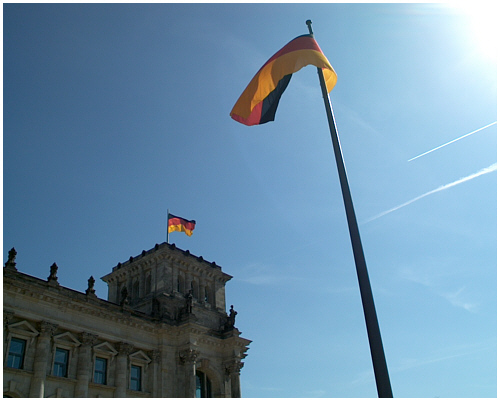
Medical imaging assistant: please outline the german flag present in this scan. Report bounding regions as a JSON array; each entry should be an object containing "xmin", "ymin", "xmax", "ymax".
[
  {"xmin": 167, "ymin": 213, "xmax": 196, "ymax": 237},
  {"xmin": 230, "ymin": 34, "xmax": 337, "ymax": 126}
]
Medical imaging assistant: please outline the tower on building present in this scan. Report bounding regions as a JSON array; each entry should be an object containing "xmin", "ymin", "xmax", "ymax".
[{"xmin": 4, "ymin": 243, "xmax": 251, "ymax": 398}]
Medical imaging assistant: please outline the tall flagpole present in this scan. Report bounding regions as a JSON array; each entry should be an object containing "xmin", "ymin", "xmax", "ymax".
[{"xmin": 306, "ymin": 20, "xmax": 393, "ymax": 398}]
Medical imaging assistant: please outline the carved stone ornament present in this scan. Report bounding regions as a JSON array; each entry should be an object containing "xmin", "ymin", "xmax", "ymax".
[
  {"xmin": 179, "ymin": 348, "xmax": 199, "ymax": 364},
  {"xmin": 225, "ymin": 360, "xmax": 244, "ymax": 376},
  {"xmin": 4, "ymin": 311, "xmax": 14, "ymax": 328},
  {"xmin": 80, "ymin": 332, "xmax": 98, "ymax": 347},
  {"xmin": 150, "ymin": 349, "xmax": 161, "ymax": 363},
  {"xmin": 4, "ymin": 248, "xmax": 17, "ymax": 270},
  {"xmin": 116, "ymin": 342, "xmax": 134, "ymax": 356},
  {"xmin": 47, "ymin": 263, "xmax": 59, "ymax": 284},
  {"xmin": 120, "ymin": 287, "xmax": 129, "ymax": 306},
  {"xmin": 223, "ymin": 305, "xmax": 238, "ymax": 331},
  {"xmin": 185, "ymin": 290, "xmax": 194, "ymax": 314},
  {"xmin": 39, "ymin": 321, "xmax": 58, "ymax": 337},
  {"xmin": 86, "ymin": 276, "xmax": 96, "ymax": 296}
]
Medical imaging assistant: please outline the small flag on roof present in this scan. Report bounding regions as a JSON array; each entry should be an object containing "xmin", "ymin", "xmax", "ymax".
[{"xmin": 168, "ymin": 213, "xmax": 196, "ymax": 237}]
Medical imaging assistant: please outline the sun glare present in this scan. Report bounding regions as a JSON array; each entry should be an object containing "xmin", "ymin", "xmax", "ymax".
[{"xmin": 451, "ymin": 2, "xmax": 498, "ymax": 62}]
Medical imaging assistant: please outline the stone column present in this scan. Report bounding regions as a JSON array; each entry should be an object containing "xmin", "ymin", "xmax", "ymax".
[
  {"xmin": 150, "ymin": 349, "xmax": 161, "ymax": 397},
  {"xmin": 179, "ymin": 348, "xmax": 198, "ymax": 398},
  {"xmin": 161, "ymin": 345, "xmax": 176, "ymax": 397},
  {"xmin": 114, "ymin": 342, "xmax": 133, "ymax": 397},
  {"xmin": 29, "ymin": 321, "xmax": 57, "ymax": 397},
  {"xmin": 226, "ymin": 360, "xmax": 244, "ymax": 398},
  {"xmin": 4, "ymin": 311, "xmax": 14, "ymax": 356},
  {"xmin": 74, "ymin": 332, "xmax": 98, "ymax": 397}
]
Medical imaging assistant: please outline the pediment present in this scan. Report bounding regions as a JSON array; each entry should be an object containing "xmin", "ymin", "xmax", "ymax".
[
  {"xmin": 53, "ymin": 331, "xmax": 81, "ymax": 347},
  {"xmin": 8, "ymin": 320, "xmax": 39, "ymax": 337},
  {"xmin": 129, "ymin": 350, "xmax": 151, "ymax": 364},
  {"xmin": 94, "ymin": 341, "xmax": 118, "ymax": 356}
]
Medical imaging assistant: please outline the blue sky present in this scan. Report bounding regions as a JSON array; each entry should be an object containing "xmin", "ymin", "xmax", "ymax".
[{"xmin": 2, "ymin": 2, "xmax": 497, "ymax": 398}]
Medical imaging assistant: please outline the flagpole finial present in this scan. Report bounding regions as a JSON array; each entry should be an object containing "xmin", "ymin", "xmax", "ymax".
[{"xmin": 306, "ymin": 20, "xmax": 314, "ymax": 35}]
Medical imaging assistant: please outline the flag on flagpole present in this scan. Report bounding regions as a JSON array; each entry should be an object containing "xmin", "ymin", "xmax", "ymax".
[
  {"xmin": 167, "ymin": 213, "xmax": 196, "ymax": 237},
  {"xmin": 230, "ymin": 34, "xmax": 337, "ymax": 126},
  {"xmin": 229, "ymin": 21, "xmax": 393, "ymax": 397}
]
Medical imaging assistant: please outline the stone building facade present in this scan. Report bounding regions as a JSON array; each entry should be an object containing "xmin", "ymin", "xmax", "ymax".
[{"xmin": 3, "ymin": 243, "xmax": 251, "ymax": 398}]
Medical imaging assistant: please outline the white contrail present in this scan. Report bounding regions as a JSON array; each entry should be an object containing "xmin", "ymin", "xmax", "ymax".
[
  {"xmin": 408, "ymin": 122, "xmax": 497, "ymax": 162},
  {"xmin": 365, "ymin": 163, "xmax": 497, "ymax": 223}
]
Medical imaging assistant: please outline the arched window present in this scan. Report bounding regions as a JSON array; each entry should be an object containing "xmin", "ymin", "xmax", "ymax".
[
  {"xmin": 133, "ymin": 280, "xmax": 140, "ymax": 299},
  {"xmin": 116, "ymin": 283, "xmax": 123, "ymax": 303},
  {"xmin": 145, "ymin": 274, "xmax": 151, "ymax": 294},
  {"xmin": 191, "ymin": 280, "xmax": 198, "ymax": 299},
  {"xmin": 178, "ymin": 275, "xmax": 184, "ymax": 293},
  {"xmin": 204, "ymin": 286, "xmax": 210, "ymax": 303},
  {"xmin": 196, "ymin": 370, "xmax": 212, "ymax": 398},
  {"xmin": 121, "ymin": 285, "xmax": 128, "ymax": 301}
]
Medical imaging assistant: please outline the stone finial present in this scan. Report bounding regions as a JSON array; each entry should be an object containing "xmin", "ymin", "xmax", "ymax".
[
  {"xmin": 47, "ymin": 263, "xmax": 59, "ymax": 285},
  {"xmin": 86, "ymin": 276, "xmax": 96, "ymax": 297},
  {"xmin": 4, "ymin": 247, "xmax": 17, "ymax": 271}
]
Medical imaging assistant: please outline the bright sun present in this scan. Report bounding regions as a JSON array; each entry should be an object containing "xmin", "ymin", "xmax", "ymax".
[{"xmin": 451, "ymin": 2, "xmax": 499, "ymax": 62}]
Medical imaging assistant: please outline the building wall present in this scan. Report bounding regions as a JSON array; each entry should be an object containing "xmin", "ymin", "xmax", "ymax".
[{"xmin": 3, "ymin": 244, "xmax": 250, "ymax": 398}]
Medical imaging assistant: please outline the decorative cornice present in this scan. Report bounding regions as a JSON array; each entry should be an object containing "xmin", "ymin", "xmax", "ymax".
[
  {"xmin": 102, "ymin": 242, "xmax": 230, "ymax": 284},
  {"xmin": 3, "ymin": 274, "xmax": 158, "ymax": 334}
]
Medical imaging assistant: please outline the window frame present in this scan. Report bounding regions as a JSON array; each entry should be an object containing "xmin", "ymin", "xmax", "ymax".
[
  {"xmin": 92, "ymin": 341, "xmax": 118, "ymax": 387},
  {"xmin": 128, "ymin": 350, "xmax": 151, "ymax": 393},
  {"xmin": 4, "ymin": 320, "xmax": 39, "ymax": 371},
  {"xmin": 52, "ymin": 347, "xmax": 70, "ymax": 377},
  {"xmin": 93, "ymin": 356, "xmax": 108, "ymax": 385},
  {"xmin": 6, "ymin": 337, "xmax": 27, "ymax": 370},
  {"xmin": 51, "ymin": 331, "xmax": 81, "ymax": 379},
  {"xmin": 196, "ymin": 370, "xmax": 212, "ymax": 398},
  {"xmin": 130, "ymin": 364, "xmax": 142, "ymax": 391}
]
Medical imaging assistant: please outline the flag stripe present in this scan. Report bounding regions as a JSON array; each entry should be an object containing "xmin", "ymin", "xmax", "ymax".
[
  {"xmin": 168, "ymin": 224, "xmax": 194, "ymax": 236},
  {"xmin": 167, "ymin": 214, "xmax": 196, "ymax": 236},
  {"xmin": 230, "ymin": 34, "xmax": 337, "ymax": 126}
]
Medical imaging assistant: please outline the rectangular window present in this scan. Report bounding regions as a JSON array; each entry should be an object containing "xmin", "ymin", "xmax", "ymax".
[
  {"xmin": 7, "ymin": 338, "xmax": 26, "ymax": 369},
  {"xmin": 130, "ymin": 365, "xmax": 142, "ymax": 391},
  {"xmin": 53, "ymin": 348, "xmax": 69, "ymax": 377},
  {"xmin": 196, "ymin": 370, "xmax": 212, "ymax": 398},
  {"xmin": 94, "ymin": 357, "xmax": 107, "ymax": 385}
]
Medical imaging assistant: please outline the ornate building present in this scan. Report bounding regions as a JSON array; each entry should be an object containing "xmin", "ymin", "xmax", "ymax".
[{"xmin": 3, "ymin": 243, "xmax": 251, "ymax": 398}]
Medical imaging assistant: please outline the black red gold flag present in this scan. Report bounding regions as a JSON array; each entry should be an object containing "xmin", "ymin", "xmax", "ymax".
[
  {"xmin": 167, "ymin": 213, "xmax": 196, "ymax": 237},
  {"xmin": 230, "ymin": 34, "xmax": 337, "ymax": 126}
]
